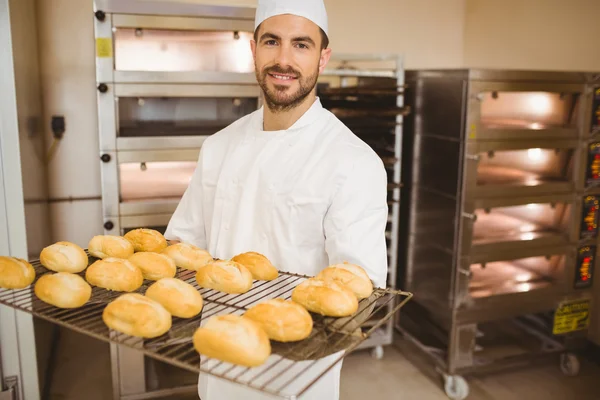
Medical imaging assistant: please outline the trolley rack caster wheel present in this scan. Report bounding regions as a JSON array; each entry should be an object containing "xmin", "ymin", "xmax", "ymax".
[
  {"xmin": 370, "ymin": 346, "xmax": 384, "ymax": 360},
  {"xmin": 560, "ymin": 352, "xmax": 580, "ymax": 376},
  {"xmin": 443, "ymin": 375, "xmax": 469, "ymax": 400}
]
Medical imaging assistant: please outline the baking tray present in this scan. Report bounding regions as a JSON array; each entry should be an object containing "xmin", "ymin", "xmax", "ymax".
[{"xmin": 0, "ymin": 253, "xmax": 412, "ymax": 399}]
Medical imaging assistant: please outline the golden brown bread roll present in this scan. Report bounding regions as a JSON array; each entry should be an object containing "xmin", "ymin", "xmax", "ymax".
[
  {"xmin": 162, "ymin": 243, "xmax": 213, "ymax": 271},
  {"xmin": 124, "ymin": 228, "xmax": 168, "ymax": 253},
  {"xmin": 316, "ymin": 262, "xmax": 373, "ymax": 299},
  {"xmin": 195, "ymin": 260, "xmax": 253, "ymax": 294},
  {"xmin": 291, "ymin": 278, "xmax": 358, "ymax": 317},
  {"xmin": 85, "ymin": 258, "xmax": 143, "ymax": 292},
  {"xmin": 0, "ymin": 256, "xmax": 36, "ymax": 289},
  {"xmin": 40, "ymin": 241, "xmax": 88, "ymax": 273},
  {"xmin": 231, "ymin": 252, "xmax": 278, "ymax": 281},
  {"xmin": 88, "ymin": 235, "xmax": 134, "ymax": 259},
  {"xmin": 145, "ymin": 278, "xmax": 203, "ymax": 318},
  {"xmin": 34, "ymin": 272, "xmax": 92, "ymax": 308},
  {"xmin": 193, "ymin": 314, "xmax": 271, "ymax": 367},
  {"xmin": 102, "ymin": 293, "xmax": 172, "ymax": 338},
  {"xmin": 244, "ymin": 299, "xmax": 313, "ymax": 342},
  {"xmin": 128, "ymin": 252, "xmax": 176, "ymax": 281}
]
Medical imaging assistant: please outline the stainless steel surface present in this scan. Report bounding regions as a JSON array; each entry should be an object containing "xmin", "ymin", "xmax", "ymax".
[
  {"xmin": 117, "ymin": 136, "xmax": 208, "ymax": 151},
  {"xmin": 398, "ymin": 68, "xmax": 600, "ymax": 383},
  {"xmin": 114, "ymin": 71, "xmax": 257, "ymax": 84},
  {"xmin": 94, "ymin": 0, "xmax": 256, "ymax": 19},
  {"xmin": 0, "ymin": 254, "xmax": 412, "ymax": 400},
  {"xmin": 114, "ymin": 84, "xmax": 260, "ymax": 98},
  {"xmin": 112, "ymin": 15, "xmax": 254, "ymax": 32}
]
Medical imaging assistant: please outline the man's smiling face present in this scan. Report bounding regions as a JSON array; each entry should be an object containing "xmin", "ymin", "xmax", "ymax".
[{"xmin": 251, "ymin": 14, "xmax": 331, "ymax": 112}]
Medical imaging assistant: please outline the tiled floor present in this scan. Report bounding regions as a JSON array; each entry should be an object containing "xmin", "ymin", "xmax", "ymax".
[{"xmin": 44, "ymin": 326, "xmax": 600, "ymax": 400}]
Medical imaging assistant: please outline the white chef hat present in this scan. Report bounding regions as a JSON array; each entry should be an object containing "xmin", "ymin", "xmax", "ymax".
[{"xmin": 254, "ymin": 0, "xmax": 329, "ymax": 37}]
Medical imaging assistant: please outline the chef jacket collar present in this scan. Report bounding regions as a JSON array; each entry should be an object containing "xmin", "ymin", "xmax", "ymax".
[{"xmin": 245, "ymin": 97, "xmax": 325, "ymax": 146}]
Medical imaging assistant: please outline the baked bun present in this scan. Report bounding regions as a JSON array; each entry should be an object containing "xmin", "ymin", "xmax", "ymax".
[
  {"xmin": 39, "ymin": 242, "xmax": 88, "ymax": 273},
  {"xmin": 128, "ymin": 252, "xmax": 176, "ymax": 281},
  {"xmin": 162, "ymin": 243, "xmax": 213, "ymax": 271},
  {"xmin": 0, "ymin": 256, "xmax": 36, "ymax": 289},
  {"xmin": 231, "ymin": 252, "xmax": 278, "ymax": 281},
  {"xmin": 103, "ymin": 293, "xmax": 171, "ymax": 338},
  {"xmin": 124, "ymin": 228, "xmax": 168, "ymax": 253},
  {"xmin": 145, "ymin": 278, "xmax": 203, "ymax": 318},
  {"xmin": 244, "ymin": 299, "xmax": 313, "ymax": 342},
  {"xmin": 85, "ymin": 258, "xmax": 143, "ymax": 292},
  {"xmin": 291, "ymin": 278, "xmax": 358, "ymax": 317},
  {"xmin": 88, "ymin": 235, "xmax": 134, "ymax": 259},
  {"xmin": 193, "ymin": 314, "xmax": 271, "ymax": 367},
  {"xmin": 316, "ymin": 262, "xmax": 373, "ymax": 299},
  {"xmin": 195, "ymin": 260, "xmax": 253, "ymax": 294},
  {"xmin": 34, "ymin": 272, "xmax": 92, "ymax": 308}
]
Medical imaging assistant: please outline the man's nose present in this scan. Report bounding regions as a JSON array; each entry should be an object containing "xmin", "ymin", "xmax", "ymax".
[{"xmin": 275, "ymin": 43, "xmax": 293, "ymax": 67}]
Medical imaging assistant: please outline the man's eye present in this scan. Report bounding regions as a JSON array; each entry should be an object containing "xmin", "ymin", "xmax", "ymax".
[
  {"xmin": 265, "ymin": 40, "xmax": 277, "ymax": 46},
  {"xmin": 296, "ymin": 43, "xmax": 308, "ymax": 49}
]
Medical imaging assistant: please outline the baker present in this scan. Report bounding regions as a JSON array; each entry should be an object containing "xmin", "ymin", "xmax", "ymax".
[{"xmin": 164, "ymin": 0, "xmax": 389, "ymax": 398}]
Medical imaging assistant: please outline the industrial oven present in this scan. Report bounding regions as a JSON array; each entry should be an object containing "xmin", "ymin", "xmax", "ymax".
[
  {"xmin": 396, "ymin": 69, "xmax": 600, "ymax": 400},
  {"xmin": 93, "ymin": 1, "xmax": 407, "ymax": 398}
]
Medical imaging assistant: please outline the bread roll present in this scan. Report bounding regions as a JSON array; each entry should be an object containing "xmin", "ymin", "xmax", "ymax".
[
  {"xmin": 85, "ymin": 258, "xmax": 143, "ymax": 292},
  {"xmin": 291, "ymin": 278, "xmax": 358, "ymax": 317},
  {"xmin": 124, "ymin": 228, "xmax": 168, "ymax": 253},
  {"xmin": 0, "ymin": 256, "xmax": 36, "ymax": 289},
  {"xmin": 34, "ymin": 272, "xmax": 92, "ymax": 308},
  {"xmin": 162, "ymin": 243, "xmax": 213, "ymax": 271},
  {"xmin": 244, "ymin": 299, "xmax": 313, "ymax": 342},
  {"xmin": 103, "ymin": 293, "xmax": 171, "ymax": 338},
  {"xmin": 195, "ymin": 260, "xmax": 253, "ymax": 294},
  {"xmin": 231, "ymin": 252, "xmax": 278, "ymax": 281},
  {"xmin": 145, "ymin": 278, "xmax": 203, "ymax": 318},
  {"xmin": 193, "ymin": 314, "xmax": 271, "ymax": 367},
  {"xmin": 40, "ymin": 241, "xmax": 88, "ymax": 273},
  {"xmin": 88, "ymin": 235, "xmax": 134, "ymax": 259},
  {"xmin": 128, "ymin": 252, "xmax": 176, "ymax": 281},
  {"xmin": 316, "ymin": 262, "xmax": 373, "ymax": 299}
]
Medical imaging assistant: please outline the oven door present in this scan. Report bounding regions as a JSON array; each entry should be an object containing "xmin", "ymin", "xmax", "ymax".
[
  {"xmin": 463, "ymin": 139, "xmax": 583, "ymax": 199},
  {"xmin": 101, "ymin": 149, "xmax": 198, "ymax": 233},
  {"xmin": 95, "ymin": 12, "xmax": 260, "ymax": 152},
  {"xmin": 466, "ymin": 81, "xmax": 585, "ymax": 141}
]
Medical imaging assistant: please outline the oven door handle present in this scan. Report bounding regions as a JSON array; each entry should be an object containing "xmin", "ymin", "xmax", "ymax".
[{"xmin": 462, "ymin": 212, "xmax": 478, "ymax": 222}]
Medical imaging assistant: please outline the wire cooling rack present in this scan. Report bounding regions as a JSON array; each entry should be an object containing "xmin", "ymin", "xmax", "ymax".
[{"xmin": 0, "ymin": 253, "xmax": 412, "ymax": 399}]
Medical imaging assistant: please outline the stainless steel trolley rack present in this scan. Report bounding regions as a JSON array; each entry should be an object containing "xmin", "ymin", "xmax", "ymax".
[{"xmin": 0, "ymin": 254, "xmax": 412, "ymax": 400}]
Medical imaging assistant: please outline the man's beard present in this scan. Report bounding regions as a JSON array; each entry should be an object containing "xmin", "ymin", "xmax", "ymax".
[{"xmin": 256, "ymin": 63, "xmax": 319, "ymax": 113}]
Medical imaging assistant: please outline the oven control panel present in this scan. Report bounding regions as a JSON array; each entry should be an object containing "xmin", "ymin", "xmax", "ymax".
[
  {"xmin": 586, "ymin": 142, "xmax": 600, "ymax": 186},
  {"xmin": 575, "ymin": 246, "xmax": 595, "ymax": 289},
  {"xmin": 592, "ymin": 87, "xmax": 600, "ymax": 134},
  {"xmin": 580, "ymin": 195, "xmax": 600, "ymax": 239}
]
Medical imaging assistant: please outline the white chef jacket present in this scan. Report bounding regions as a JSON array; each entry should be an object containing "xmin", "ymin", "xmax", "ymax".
[{"xmin": 164, "ymin": 97, "xmax": 389, "ymax": 400}]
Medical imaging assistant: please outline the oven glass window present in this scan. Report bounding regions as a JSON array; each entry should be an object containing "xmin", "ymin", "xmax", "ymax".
[
  {"xmin": 479, "ymin": 91, "xmax": 580, "ymax": 130},
  {"xmin": 473, "ymin": 202, "xmax": 571, "ymax": 245},
  {"xmin": 119, "ymin": 161, "xmax": 195, "ymax": 202},
  {"xmin": 114, "ymin": 28, "xmax": 254, "ymax": 73},
  {"xmin": 469, "ymin": 254, "xmax": 564, "ymax": 298},
  {"xmin": 118, "ymin": 97, "xmax": 258, "ymax": 137},
  {"xmin": 477, "ymin": 148, "xmax": 573, "ymax": 187}
]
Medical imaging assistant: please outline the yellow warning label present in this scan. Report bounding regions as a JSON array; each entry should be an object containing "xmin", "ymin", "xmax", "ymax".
[
  {"xmin": 96, "ymin": 38, "xmax": 112, "ymax": 58},
  {"xmin": 553, "ymin": 299, "xmax": 590, "ymax": 335},
  {"xmin": 469, "ymin": 123, "xmax": 476, "ymax": 139}
]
